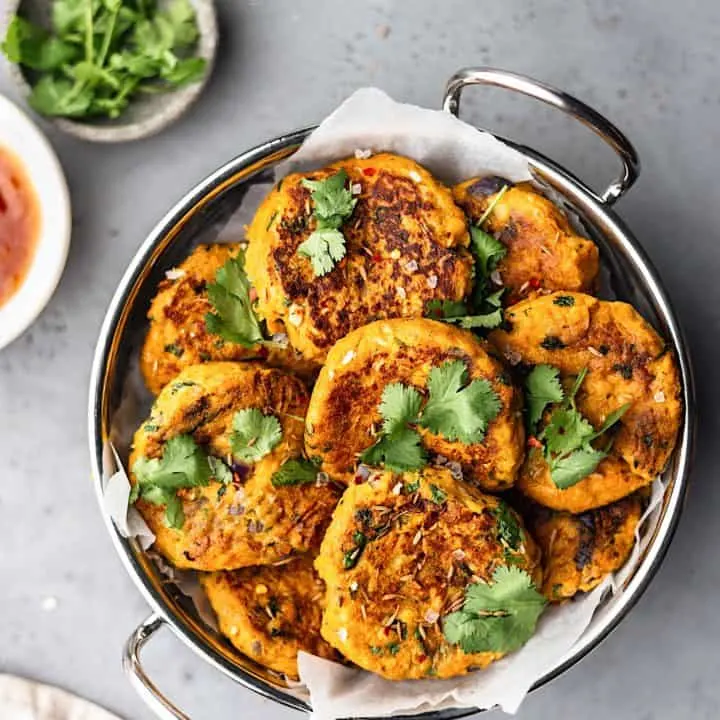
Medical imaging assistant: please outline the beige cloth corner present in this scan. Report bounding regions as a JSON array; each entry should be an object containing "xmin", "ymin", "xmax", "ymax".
[{"xmin": 0, "ymin": 675, "xmax": 122, "ymax": 720}]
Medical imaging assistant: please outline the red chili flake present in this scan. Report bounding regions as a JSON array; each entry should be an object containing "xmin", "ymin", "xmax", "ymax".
[
  {"xmin": 362, "ymin": 167, "xmax": 376, "ymax": 176},
  {"xmin": 354, "ymin": 475, "xmax": 364, "ymax": 485},
  {"xmin": 417, "ymin": 654, "xmax": 427, "ymax": 663},
  {"xmin": 384, "ymin": 626, "xmax": 392, "ymax": 636},
  {"xmin": 528, "ymin": 277, "xmax": 541, "ymax": 290},
  {"xmin": 372, "ymin": 253, "xmax": 382, "ymax": 263},
  {"xmin": 249, "ymin": 287, "xmax": 258, "ymax": 302},
  {"xmin": 527, "ymin": 435, "xmax": 543, "ymax": 449}
]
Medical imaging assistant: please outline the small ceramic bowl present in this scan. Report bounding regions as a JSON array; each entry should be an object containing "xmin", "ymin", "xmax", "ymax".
[
  {"xmin": 4, "ymin": 0, "xmax": 218, "ymax": 143},
  {"xmin": 0, "ymin": 94, "xmax": 71, "ymax": 350}
]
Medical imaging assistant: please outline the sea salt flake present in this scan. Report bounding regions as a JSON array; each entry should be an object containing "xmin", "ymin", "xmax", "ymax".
[
  {"xmin": 351, "ymin": 182, "xmax": 362, "ymax": 195},
  {"xmin": 654, "ymin": 391, "xmax": 666, "ymax": 403},
  {"xmin": 396, "ymin": 286, "xmax": 407, "ymax": 299},
  {"xmin": 337, "ymin": 627, "xmax": 348, "ymax": 642},
  {"xmin": 427, "ymin": 275, "xmax": 438, "ymax": 289},
  {"xmin": 392, "ymin": 482, "xmax": 403, "ymax": 495},
  {"xmin": 354, "ymin": 148, "xmax": 373, "ymax": 159},
  {"xmin": 165, "ymin": 268, "xmax": 185, "ymax": 280}
]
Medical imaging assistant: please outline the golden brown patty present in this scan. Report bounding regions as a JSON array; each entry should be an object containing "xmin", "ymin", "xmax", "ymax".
[
  {"xmin": 140, "ymin": 244, "xmax": 315, "ymax": 395},
  {"xmin": 246, "ymin": 153, "xmax": 474, "ymax": 364},
  {"xmin": 130, "ymin": 362, "xmax": 341, "ymax": 571},
  {"xmin": 453, "ymin": 178, "xmax": 599, "ymax": 304},
  {"xmin": 490, "ymin": 292, "xmax": 682, "ymax": 512},
  {"xmin": 305, "ymin": 318, "xmax": 525, "ymax": 492},
  {"xmin": 525, "ymin": 493, "xmax": 644, "ymax": 601},
  {"xmin": 201, "ymin": 555, "xmax": 340, "ymax": 678},
  {"xmin": 315, "ymin": 468, "xmax": 542, "ymax": 680}
]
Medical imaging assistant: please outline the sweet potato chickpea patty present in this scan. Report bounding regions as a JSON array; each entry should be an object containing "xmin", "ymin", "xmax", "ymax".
[
  {"xmin": 490, "ymin": 292, "xmax": 681, "ymax": 512},
  {"xmin": 453, "ymin": 177, "xmax": 599, "ymax": 304},
  {"xmin": 201, "ymin": 555, "xmax": 340, "ymax": 678},
  {"xmin": 315, "ymin": 468, "xmax": 541, "ymax": 679},
  {"xmin": 246, "ymin": 154, "xmax": 474, "ymax": 364},
  {"xmin": 130, "ymin": 362, "xmax": 340, "ymax": 571},
  {"xmin": 305, "ymin": 318, "xmax": 525, "ymax": 492},
  {"xmin": 140, "ymin": 244, "xmax": 313, "ymax": 395}
]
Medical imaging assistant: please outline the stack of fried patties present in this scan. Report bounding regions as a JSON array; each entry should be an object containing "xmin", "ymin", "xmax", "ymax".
[{"xmin": 129, "ymin": 153, "xmax": 682, "ymax": 681}]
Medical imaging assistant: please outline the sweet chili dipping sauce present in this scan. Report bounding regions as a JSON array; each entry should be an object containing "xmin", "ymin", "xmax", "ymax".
[{"xmin": 0, "ymin": 147, "xmax": 40, "ymax": 307}]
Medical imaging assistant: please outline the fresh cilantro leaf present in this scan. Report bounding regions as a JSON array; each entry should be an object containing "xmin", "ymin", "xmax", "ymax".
[
  {"xmin": 442, "ymin": 566, "xmax": 546, "ymax": 654},
  {"xmin": 164, "ymin": 493, "xmax": 185, "ymax": 529},
  {"xmin": 470, "ymin": 226, "xmax": 507, "ymax": 277},
  {"xmin": 359, "ymin": 382, "xmax": 427, "ymax": 472},
  {"xmin": 131, "ymin": 434, "xmax": 215, "ymax": 529},
  {"xmin": 529, "ymin": 366, "xmax": 629, "ymax": 489},
  {"xmin": 208, "ymin": 456, "xmax": 232, "ymax": 484},
  {"xmin": 28, "ymin": 75, "xmax": 94, "ymax": 117},
  {"xmin": 426, "ymin": 299, "xmax": 468, "ymax": 319},
  {"xmin": 525, "ymin": 364, "xmax": 564, "ymax": 428},
  {"xmin": 360, "ymin": 428, "xmax": 426, "ymax": 473},
  {"xmin": 298, "ymin": 171, "xmax": 356, "ymax": 276},
  {"xmin": 205, "ymin": 254, "xmax": 264, "ymax": 347},
  {"xmin": 164, "ymin": 0, "xmax": 201, "ymax": 48},
  {"xmin": 230, "ymin": 409, "xmax": 282, "ymax": 463},
  {"xmin": 133, "ymin": 435, "xmax": 211, "ymax": 491},
  {"xmin": 271, "ymin": 458, "xmax": 320, "ymax": 487},
  {"xmin": 549, "ymin": 447, "xmax": 607, "ymax": 489},
  {"xmin": 301, "ymin": 170, "xmax": 357, "ymax": 227},
  {"xmin": 495, "ymin": 502, "xmax": 522, "ymax": 550},
  {"xmin": 442, "ymin": 308, "xmax": 504, "ymax": 330},
  {"xmin": 162, "ymin": 55, "xmax": 206, "ymax": 85},
  {"xmin": 542, "ymin": 407, "xmax": 595, "ymax": 456},
  {"xmin": 1, "ymin": 16, "xmax": 78, "ymax": 70},
  {"xmin": 377, "ymin": 383, "xmax": 422, "ymax": 435},
  {"xmin": 297, "ymin": 227, "xmax": 347, "ymax": 277},
  {"xmin": 419, "ymin": 360, "xmax": 501, "ymax": 444}
]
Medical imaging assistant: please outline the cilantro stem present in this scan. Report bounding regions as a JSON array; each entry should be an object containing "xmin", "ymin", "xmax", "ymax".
[
  {"xmin": 97, "ymin": 4, "xmax": 120, "ymax": 69},
  {"xmin": 84, "ymin": 0, "xmax": 94, "ymax": 64},
  {"xmin": 477, "ymin": 185, "xmax": 509, "ymax": 227}
]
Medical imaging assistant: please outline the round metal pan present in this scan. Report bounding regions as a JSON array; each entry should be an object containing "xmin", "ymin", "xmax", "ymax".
[{"xmin": 88, "ymin": 68, "xmax": 695, "ymax": 720}]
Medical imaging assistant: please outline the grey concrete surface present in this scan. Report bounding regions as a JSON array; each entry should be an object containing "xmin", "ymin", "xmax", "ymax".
[{"xmin": 0, "ymin": 1, "xmax": 718, "ymax": 718}]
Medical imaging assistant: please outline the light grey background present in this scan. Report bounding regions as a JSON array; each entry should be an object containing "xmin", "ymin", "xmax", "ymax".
[{"xmin": 0, "ymin": 1, "xmax": 717, "ymax": 718}]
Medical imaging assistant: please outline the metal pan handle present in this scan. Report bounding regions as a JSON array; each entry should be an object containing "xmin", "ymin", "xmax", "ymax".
[
  {"xmin": 442, "ymin": 67, "xmax": 640, "ymax": 205},
  {"xmin": 123, "ymin": 614, "xmax": 191, "ymax": 720}
]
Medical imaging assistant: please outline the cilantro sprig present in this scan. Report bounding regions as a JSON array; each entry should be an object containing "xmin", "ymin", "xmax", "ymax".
[
  {"xmin": 297, "ymin": 170, "xmax": 357, "ymax": 277},
  {"xmin": 360, "ymin": 383, "xmax": 427, "ymax": 472},
  {"xmin": 130, "ymin": 435, "xmax": 231, "ymax": 529},
  {"xmin": 205, "ymin": 253, "xmax": 264, "ymax": 347},
  {"xmin": 442, "ymin": 566, "xmax": 546, "ymax": 654},
  {"xmin": 429, "ymin": 187, "xmax": 508, "ymax": 330},
  {"xmin": 230, "ymin": 408, "xmax": 282, "ymax": 463},
  {"xmin": 360, "ymin": 360, "xmax": 501, "ymax": 472},
  {"xmin": 524, "ymin": 365, "xmax": 630, "ymax": 489},
  {"xmin": 271, "ymin": 458, "xmax": 321, "ymax": 487},
  {"xmin": 2, "ymin": 0, "xmax": 207, "ymax": 120}
]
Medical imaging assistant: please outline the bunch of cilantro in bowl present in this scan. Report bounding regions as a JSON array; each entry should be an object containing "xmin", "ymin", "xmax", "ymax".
[{"xmin": 2, "ymin": 0, "xmax": 208, "ymax": 120}]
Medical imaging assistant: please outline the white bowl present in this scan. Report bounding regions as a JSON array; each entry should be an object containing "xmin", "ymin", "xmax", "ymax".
[{"xmin": 0, "ymin": 94, "xmax": 71, "ymax": 350}]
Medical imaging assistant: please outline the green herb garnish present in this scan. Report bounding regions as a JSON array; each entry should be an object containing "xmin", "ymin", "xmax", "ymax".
[
  {"xmin": 131, "ymin": 434, "xmax": 224, "ymax": 530},
  {"xmin": 418, "ymin": 360, "xmax": 501, "ymax": 443},
  {"xmin": 2, "ymin": 0, "xmax": 207, "ymax": 120},
  {"xmin": 343, "ymin": 530, "xmax": 367, "ymax": 569},
  {"xmin": 442, "ymin": 566, "xmax": 546, "ymax": 654},
  {"xmin": 360, "ymin": 360, "xmax": 501, "ymax": 472},
  {"xmin": 524, "ymin": 365, "xmax": 630, "ymax": 489},
  {"xmin": 271, "ymin": 458, "xmax": 321, "ymax": 487},
  {"xmin": 494, "ymin": 502, "xmax": 522, "ymax": 550},
  {"xmin": 359, "ymin": 383, "xmax": 427, "ymax": 472},
  {"xmin": 230, "ymin": 408, "xmax": 282, "ymax": 463},
  {"xmin": 297, "ymin": 170, "xmax": 357, "ymax": 276},
  {"xmin": 205, "ymin": 253, "xmax": 264, "ymax": 347}
]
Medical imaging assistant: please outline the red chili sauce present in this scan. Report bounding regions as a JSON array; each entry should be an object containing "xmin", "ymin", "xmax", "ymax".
[{"xmin": 0, "ymin": 147, "xmax": 40, "ymax": 307}]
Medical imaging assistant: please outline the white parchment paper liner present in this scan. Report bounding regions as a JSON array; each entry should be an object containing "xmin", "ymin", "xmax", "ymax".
[{"xmin": 99, "ymin": 87, "xmax": 669, "ymax": 719}]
